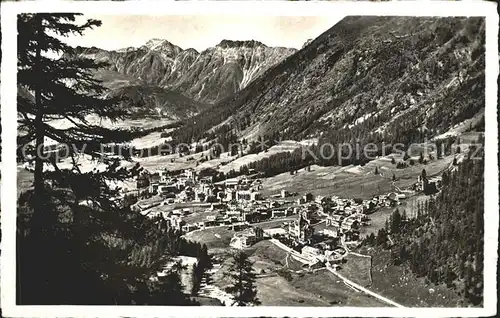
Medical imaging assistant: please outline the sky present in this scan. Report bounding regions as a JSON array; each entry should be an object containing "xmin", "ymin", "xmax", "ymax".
[{"xmin": 64, "ymin": 15, "xmax": 344, "ymax": 51}]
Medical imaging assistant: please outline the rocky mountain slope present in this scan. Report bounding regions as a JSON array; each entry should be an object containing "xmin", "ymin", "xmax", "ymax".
[
  {"xmin": 72, "ymin": 39, "xmax": 296, "ymax": 104},
  {"xmin": 173, "ymin": 16, "xmax": 485, "ymax": 144},
  {"xmin": 107, "ymin": 85, "xmax": 208, "ymax": 119}
]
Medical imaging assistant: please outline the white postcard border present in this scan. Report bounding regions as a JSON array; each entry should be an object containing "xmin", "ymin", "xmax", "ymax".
[{"xmin": 1, "ymin": 1, "xmax": 498, "ymax": 317}]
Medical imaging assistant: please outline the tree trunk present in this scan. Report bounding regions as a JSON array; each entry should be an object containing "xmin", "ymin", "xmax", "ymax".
[{"xmin": 33, "ymin": 16, "xmax": 45, "ymax": 231}]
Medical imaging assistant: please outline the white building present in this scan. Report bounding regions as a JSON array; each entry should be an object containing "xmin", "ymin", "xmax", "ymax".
[
  {"xmin": 224, "ymin": 189, "xmax": 237, "ymax": 202},
  {"xmin": 323, "ymin": 227, "xmax": 341, "ymax": 238},
  {"xmin": 341, "ymin": 218, "xmax": 359, "ymax": 231},
  {"xmin": 158, "ymin": 170, "xmax": 170, "ymax": 183},
  {"xmin": 225, "ymin": 178, "xmax": 239, "ymax": 189},
  {"xmin": 272, "ymin": 209, "xmax": 288, "ymax": 218},
  {"xmin": 229, "ymin": 228, "xmax": 263, "ymax": 249},
  {"xmin": 184, "ymin": 168, "xmax": 195, "ymax": 179},
  {"xmin": 229, "ymin": 235, "xmax": 254, "ymax": 249},
  {"xmin": 263, "ymin": 228, "xmax": 287, "ymax": 237},
  {"xmin": 301, "ymin": 246, "xmax": 324, "ymax": 263}
]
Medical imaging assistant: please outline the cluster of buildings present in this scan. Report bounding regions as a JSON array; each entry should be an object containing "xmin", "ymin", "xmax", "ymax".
[
  {"xmin": 182, "ymin": 198, "xmax": 319, "ymax": 234},
  {"xmin": 131, "ymin": 168, "xmax": 303, "ymax": 233},
  {"xmin": 414, "ymin": 175, "xmax": 442, "ymax": 194},
  {"xmin": 135, "ymin": 168, "xmax": 264, "ymax": 205},
  {"xmin": 269, "ymin": 191, "xmax": 411, "ymax": 265},
  {"xmin": 300, "ymin": 244, "xmax": 346, "ymax": 265},
  {"xmin": 320, "ymin": 192, "xmax": 409, "ymax": 239},
  {"xmin": 130, "ymin": 167, "xmax": 412, "ymax": 261},
  {"xmin": 229, "ymin": 227, "xmax": 264, "ymax": 249}
]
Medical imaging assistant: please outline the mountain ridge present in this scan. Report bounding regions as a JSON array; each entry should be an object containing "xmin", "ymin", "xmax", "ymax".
[
  {"xmin": 170, "ymin": 16, "xmax": 485, "ymax": 146},
  {"xmin": 71, "ymin": 39, "xmax": 297, "ymax": 104}
]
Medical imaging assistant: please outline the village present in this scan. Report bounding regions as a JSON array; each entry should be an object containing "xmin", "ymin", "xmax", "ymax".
[
  {"xmin": 20, "ymin": 136, "xmax": 446, "ymax": 273},
  {"xmin": 123, "ymin": 165, "xmax": 443, "ymax": 268}
]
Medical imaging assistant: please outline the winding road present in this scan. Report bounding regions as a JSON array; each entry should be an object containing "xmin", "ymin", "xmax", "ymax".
[
  {"xmin": 269, "ymin": 239, "xmax": 406, "ymax": 308},
  {"xmin": 325, "ymin": 265, "xmax": 405, "ymax": 308}
]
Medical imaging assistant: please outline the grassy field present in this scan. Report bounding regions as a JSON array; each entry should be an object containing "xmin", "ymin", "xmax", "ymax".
[
  {"xmin": 260, "ymin": 153, "xmax": 454, "ymax": 200},
  {"xmin": 255, "ymin": 273, "xmax": 331, "ymax": 306},
  {"xmin": 128, "ymin": 131, "xmax": 170, "ymax": 149},
  {"xmin": 134, "ymin": 153, "xmax": 198, "ymax": 172},
  {"xmin": 219, "ymin": 141, "xmax": 302, "ymax": 174},
  {"xmin": 253, "ymin": 217, "xmax": 295, "ymax": 230},
  {"xmin": 260, "ymin": 163, "xmax": 397, "ymax": 200},
  {"xmin": 338, "ymin": 253, "xmax": 373, "ymax": 287},
  {"xmin": 248, "ymin": 240, "xmax": 290, "ymax": 267},
  {"xmin": 209, "ymin": 241, "xmax": 387, "ymax": 306},
  {"xmin": 132, "ymin": 151, "xmax": 232, "ymax": 173},
  {"xmin": 359, "ymin": 206, "xmax": 395, "ymax": 237},
  {"xmin": 184, "ymin": 226, "xmax": 236, "ymax": 249},
  {"xmin": 182, "ymin": 210, "xmax": 220, "ymax": 224},
  {"xmin": 359, "ymin": 248, "xmax": 465, "ymax": 307},
  {"xmin": 290, "ymin": 270, "xmax": 386, "ymax": 306}
]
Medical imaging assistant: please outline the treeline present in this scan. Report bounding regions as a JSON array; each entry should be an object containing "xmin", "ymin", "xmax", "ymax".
[
  {"xmin": 155, "ymin": 74, "xmax": 482, "ymax": 175},
  {"xmin": 16, "ymin": 13, "xmax": 212, "ymax": 307},
  {"xmin": 166, "ymin": 18, "xmax": 484, "ymax": 153},
  {"xmin": 17, "ymin": 191, "xmax": 211, "ymax": 305},
  {"xmin": 125, "ymin": 120, "xmax": 183, "ymax": 139},
  {"xmin": 364, "ymin": 151, "xmax": 484, "ymax": 305},
  {"xmin": 209, "ymin": 131, "xmax": 475, "ymax": 183},
  {"xmin": 131, "ymin": 22, "xmax": 484, "ymax": 165}
]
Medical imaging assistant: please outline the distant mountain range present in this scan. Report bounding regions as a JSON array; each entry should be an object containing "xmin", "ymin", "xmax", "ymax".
[
  {"xmin": 70, "ymin": 39, "xmax": 296, "ymax": 118},
  {"xmin": 173, "ymin": 16, "xmax": 485, "ymax": 143}
]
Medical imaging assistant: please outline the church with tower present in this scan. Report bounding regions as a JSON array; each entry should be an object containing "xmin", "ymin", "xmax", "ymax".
[{"xmin": 288, "ymin": 211, "xmax": 314, "ymax": 243}]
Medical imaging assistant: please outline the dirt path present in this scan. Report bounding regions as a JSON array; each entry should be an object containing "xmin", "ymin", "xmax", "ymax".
[
  {"xmin": 269, "ymin": 239, "xmax": 315, "ymax": 265},
  {"xmin": 270, "ymin": 239, "xmax": 405, "ymax": 308},
  {"xmin": 326, "ymin": 265, "xmax": 405, "ymax": 308}
]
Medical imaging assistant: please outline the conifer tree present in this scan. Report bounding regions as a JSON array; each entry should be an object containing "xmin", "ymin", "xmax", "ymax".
[
  {"xmin": 421, "ymin": 168, "xmax": 427, "ymax": 180},
  {"xmin": 15, "ymin": 13, "xmax": 166, "ymax": 305},
  {"xmin": 17, "ymin": 13, "xmax": 139, "ymax": 227},
  {"xmin": 225, "ymin": 252, "xmax": 260, "ymax": 306}
]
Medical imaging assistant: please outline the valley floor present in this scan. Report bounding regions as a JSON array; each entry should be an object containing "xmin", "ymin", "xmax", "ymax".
[{"xmin": 13, "ymin": 117, "xmax": 483, "ymax": 307}]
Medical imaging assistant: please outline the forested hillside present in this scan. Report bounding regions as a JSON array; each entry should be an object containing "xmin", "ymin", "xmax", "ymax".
[
  {"xmin": 17, "ymin": 195, "xmax": 212, "ymax": 304},
  {"xmin": 16, "ymin": 13, "xmax": 213, "ymax": 306},
  {"xmin": 171, "ymin": 16, "xmax": 485, "ymax": 149},
  {"xmin": 365, "ymin": 141, "xmax": 485, "ymax": 305}
]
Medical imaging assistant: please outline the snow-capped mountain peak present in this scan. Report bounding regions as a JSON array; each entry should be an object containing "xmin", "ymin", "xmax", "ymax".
[{"xmin": 72, "ymin": 38, "xmax": 296, "ymax": 103}]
